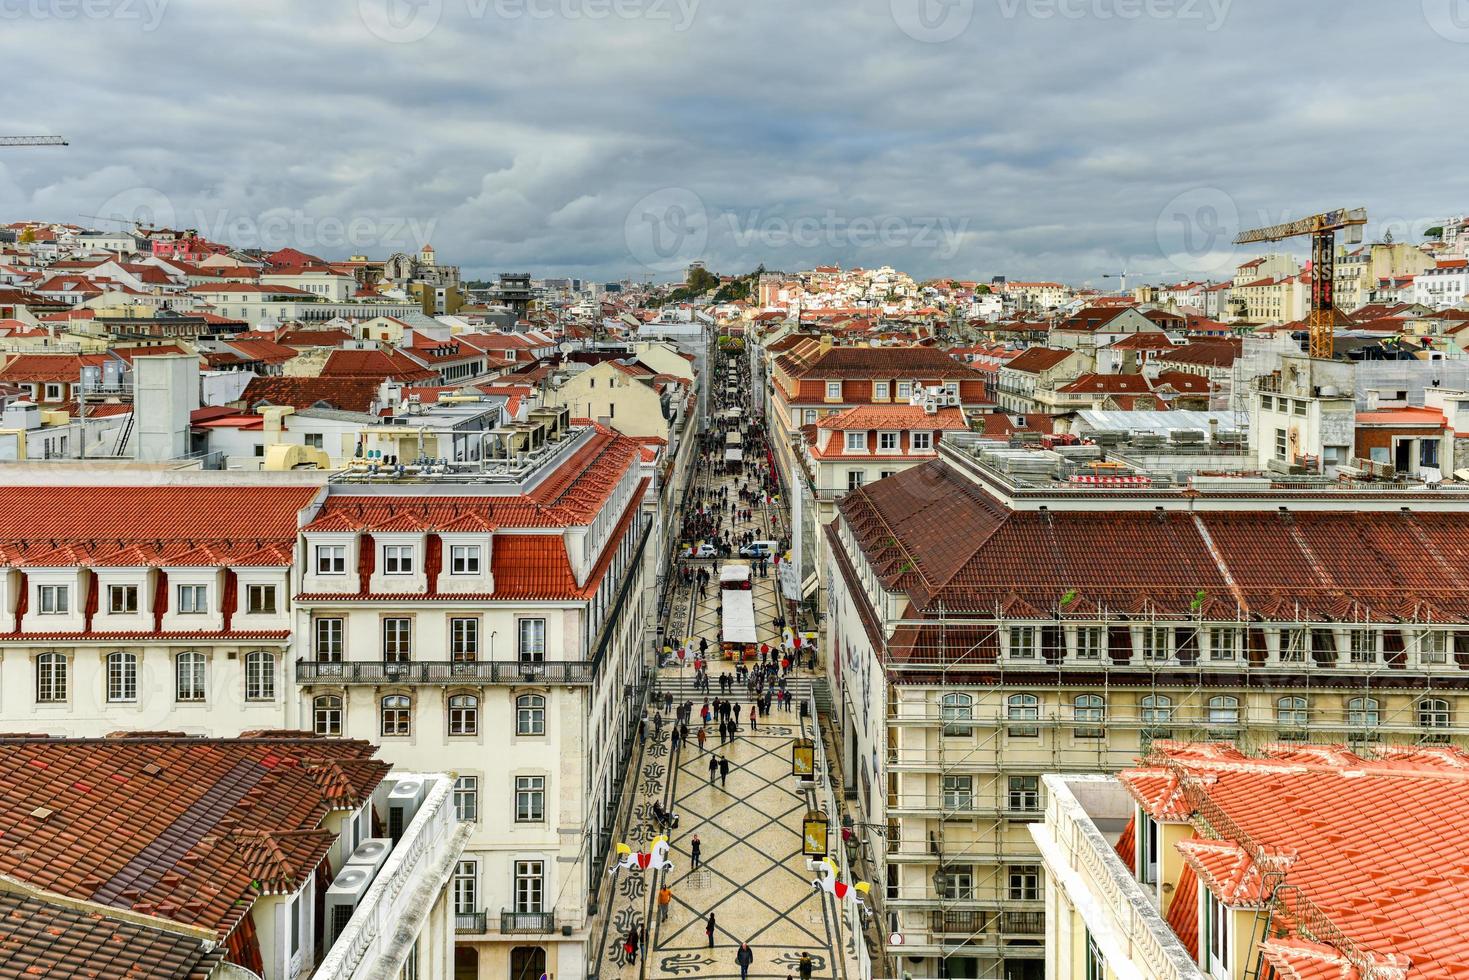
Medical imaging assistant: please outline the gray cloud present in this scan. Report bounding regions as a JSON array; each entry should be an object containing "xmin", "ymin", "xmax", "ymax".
[{"xmin": 0, "ymin": 0, "xmax": 1464, "ymax": 285}]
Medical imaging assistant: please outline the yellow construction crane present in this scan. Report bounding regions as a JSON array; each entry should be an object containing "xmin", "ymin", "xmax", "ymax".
[
  {"xmin": 0, "ymin": 136, "xmax": 69, "ymax": 147},
  {"xmin": 1234, "ymin": 207, "xmax": 1367, "ymax": 359}
]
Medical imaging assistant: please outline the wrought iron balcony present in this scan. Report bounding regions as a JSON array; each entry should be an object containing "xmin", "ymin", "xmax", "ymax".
[
  {"xmin": 500, "ymin": 909, "xmax": 556, "ymax": 934},
  {"xmin": 296, "ymin": 659, "xmax": 595, "ymax": 686},
  {"xmin": 455, "ymin": 911, "xmax": 487, "ymax": 934}
]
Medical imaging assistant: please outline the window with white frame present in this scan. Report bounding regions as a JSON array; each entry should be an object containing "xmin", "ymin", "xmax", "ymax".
[
  {"xmin": 1210, "ymin": 629, "xmax": 1236, "ymax": 661},
  {"xmin": 1141, "ymin": 626, "xmax": 1169, "ymax": 661},
  {"xmin": 878, "ymin": 431, "xmax": 898, "ymax": 451},
  {"xmin": 175, "ymin": 652, "xmax": 206, "ymax": 702},
  {"xmin": 1141, "ymin": 694, "xmax": 1172, "ymax": 727},
  {"xmin": 382, "ymin": 618, "xmax": 411, "ymax": 661},
  {"xmin": 1205, "ymin": 890, "xmax": 1230, "ymax": 978},
  {"xmin": 1347, "ymin": 696, "xmax": 1379, "ymax": 730},
  {"xmin": 1008, "ymin": 775, "xmax": 1039, "ymax": 812},
  {"xmin": 246, "ymin": 584, "xmax": 276, "ymax": 615},
  {"xmin": 381, "ymin": 694, "xmax": 412, "ymax": 736},
  {"xmin": 517, "ymin": 694, "xmax": 546, "ymax": 735},
  {"xmin": 454, "ymin": 775, "xmax": 479, "ymax": 821},
  {"xmin": 940, "ymin": 692, "xmax": 972, "ymax": 737},
  {"xmin": 106, "ymin": 652, "xmax": 137, "ymax": 703},
  {"xmin": 448, "ymin": 694, "xmax": 479, "ymax": 735},
  {"xmin": 1348, "ymin": 629, "xmax": 1375, "ymax": 663},
  {"xmin": 515, "ymin": 775, "xmax": 545, "ymax": 822},
  {"xmin": 314, "ymin": 695, "xmax": 342, "ymax": 736},
  {"xmin": 1008, "ymin": 625, "xmax": 1036, "ymax": 659},
  {"xmin": 874, "ymin": 382, "xmax": 890, "ymax": 400},
  {"xmin": 1276, "ymin": 696, "xmax": 1308, "ymax": 731},
  {"xmin": 245, "ymin": 651, "xmax": 275, "ymax": 701},
  {"xmin": 453, "ymin": 860, "xmax": 478, "ymax": 916},
  {"xmin": 1008, "ymin": 865, "xmax": 1040, "ymax": 901},
  {"xmin": 315, "ymin": 618, "xmax": 344, "ymax": 660},
  {"xmin": 383, "ymin": 544, "xmax": 414, "ymax": 575},
  {"xmin": 846, "ymin": 470, "xmax": 865, "ymax": 491},
  {"xmin": 1419, "ymin": 697, "xmax": 1450, "ymax": 737},
  {"xmin": 844, "ymin": 432, "xmax": 866, "ymax": 452},
  {"xmin": 896, "ymin": 382, "xmax": 913, "ymax": 399},
  {"xmin": 36, "ymin": 653, "xmax": 66, "ymax": 703},
  {"xmin": 1207, "ymin": 695, "xmax": 1239, "ymax": 730},
  {"xmin": 1076, "ymin": 627, "xmax": 1103, "ymax": 660},
  {"xmin": 1420, "ymin": 630, "xmax": 1448, "ymax": 664},
  {"xmin": 316, "ymin": 545, "xmax": 346, "ymax": 574},
  {"xmin": 514, "ymin": 861, "xmax": 544, "ymax": 914},
  {"xmin": 826, "ymin": 381, "xmax": 842, "ymax": 400},
  {"xmin": 1073, "ymin": 694, "xmax": 1105, "ymax": 738},
  {"xmin": 941, "ymin": 774, "xmax": 973, "ymax": 812},
  {"xmin": 1007, "ymin": 693, "xmax": 1039, "ymax": 737},
  {"xmin": 937, "ymin": 865, "xmax": 972, "ymax": 900},
  {"xmin": 1280, "ymin": 628, "xmax": 1308, "ymax": 662},
  {"xmin": 1086, "ymin": 931, "xmax": 1106, "ymax": 980},
  {"xmin": 39, "ymin": 585, "xmax": 68, "ymax": 614},
  {"xmin": 177, "ymin": 584, "xmax": 208, "ymax": 614},
  {"xmin": 108, "ymin": 584, "xmax": 138, "ymax": 614},
  {"xmin": 518, "ymin": 619, "xmax": 546, "ymax": 663},
  {"xmin": 804, "ymin": 410, "xmax": 818, "ymax": 425},
  {"xmin": 450, "ymin": 545, "xmax": 481, "ymax": 575},
  {"xmin": 910, "ymin": 431, "xmax": 932, "ymax": 451},
  {"xmin": 450, "ymin": 618, "xmax": 479, "ymax": 661}
]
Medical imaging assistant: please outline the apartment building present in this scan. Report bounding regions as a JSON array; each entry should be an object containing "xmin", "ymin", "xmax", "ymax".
[
  {"xmin": 1034, "ymin": 741, "xmax": 1469, "ymax": 980},
  {"xmin": 823, "ymin": 431, "xmax": 1469, "ymax": 980},
  {"xmin": 1334, "ymin": 241, "xmax": 1434, "ymax": 311},
  {"xmin": 293, "ymin": 417, "xmax": 653, "ymax": 980},
  {"xmin": 0, "ymin": 412, "xmax": 657, "ymax": 980},
  {"xmin": 0, "ymin": 733, "xmax": 464, "ymax": 980}
]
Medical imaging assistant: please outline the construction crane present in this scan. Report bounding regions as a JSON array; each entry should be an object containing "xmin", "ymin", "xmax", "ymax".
[
  {"xmin": 1234, "ymin": 207, "xmax": 1367, "ymax": 359},
  {"xmin": 0, "ymin": 136, "xmax": 69, "ymax": 147},
  {"xmin": 1102, "ymin": 269, "xmax": 1167, "ymax": 294}
]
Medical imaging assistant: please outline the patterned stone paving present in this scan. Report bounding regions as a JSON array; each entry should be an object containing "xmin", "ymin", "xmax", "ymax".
[{"xmin": 591, "ymin": 403, "xmax": 850, "ymax": 979}]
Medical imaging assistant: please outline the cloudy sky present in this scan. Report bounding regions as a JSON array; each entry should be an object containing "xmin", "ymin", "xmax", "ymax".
[{"xmin": 2, "ymin": 0, "xmax": 1465, "ymax": 285}]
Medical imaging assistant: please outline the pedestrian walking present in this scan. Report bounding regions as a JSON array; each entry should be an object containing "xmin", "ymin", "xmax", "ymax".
[
  {"xmin": 672, "ymin": 727, "xmax": 682, "ymax": 754},
  {"xmin": 798, "ymin": 951, "xmax": 814, "ymax": 979},
  {"xmin": 719, "ymin": 756, "xmax": 730, "ymax": 787},
  {"xmin": 692, "ymin": 834, "xmax": 702, "ymax": 869},
  {"xmin": 706, "ymin": 913, "xmax": 717, "ymax": 948},
  {"xmin": 658, "ymin": 884, "xmax": 672, "ymax": 922},
  {"xmin": 750, "ymin": 705, "xmax": 758, "ymax": 730},
  {"xmin": 698, "ymin": 726, "xmax": 707, "ymax": 752},
  {"xmin": 638, "ymin": 717, "xmax": 646, "ymax": 745},
  {"xmin": 733, "ymin": 703, "xmax": 742, "ymax": 726},
  {"xmin": 709, "ymin": 755, "xmax": 718, "ymax": 783},
  {"xmin": 654, "ymin": 710, "xmax": 664, "ymax": 737},
  {"xmin": 625, "ymin": 927, "xmax": 639, "ymax": 965},
  {"xmin": 736, "ymin": 942, "xmax": 754, "ymax": 979}
]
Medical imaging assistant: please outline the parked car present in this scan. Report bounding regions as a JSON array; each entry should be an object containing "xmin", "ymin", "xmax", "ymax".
[
  {"xmin": 739, "ymin": 540, "xmax": 778, "ymax": 559},
  {"xmin": 691, "ymin": 543, "xmax": 717, "ymax": 559}
]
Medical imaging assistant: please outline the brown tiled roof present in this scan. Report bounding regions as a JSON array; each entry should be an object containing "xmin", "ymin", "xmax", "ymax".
[
  {"xmin": 777, "ymin": 345, "xmax": 982, "ymax": 380},
  {"xmin": 321, "ymin": 348, "xmax": 436, "ymax": 383},
  {"xmin": 0, "ymin": 736, "xmax": 383, "ymax": 940},
  {"xmin": 241, "ymin": 375, "xmax": 380, "ymax": 413},
  {"xmin": 837, "ymin": 459, "xmax": 1469, "ymax": 634},
  {"xmin": 1154, "ymin": 338, "xmax": 1241, "ymax": 368},
  {"xmin": 1002, "ymin": 347, "xmax": 1072, "ymax": 374},
  {"xmin": 0, "ymin": 890, "xmax": 220, "ymax": 980}
]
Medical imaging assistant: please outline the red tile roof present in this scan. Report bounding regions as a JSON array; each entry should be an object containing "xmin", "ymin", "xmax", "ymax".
[
  {"xmin": 321, "ymin": 348, "xmax": 436, "ymax": 383},
  {"xmin": 0, "ymin": 736, "xmax": 385, "ymax": 940},
  {"xmin": 816, "ymin": 405, "xmax": 968, "ymax": 431},
  {"xmin": 1127, "ymin": 742, "xmax": 1469, "ymax": 980},
  {"xmin": 1002, "ymin": 347, "xmax": 1073, "ymax": 374},
  {"xmin": 241, "ymin": 376, "xmax": 381, "ymax": 413}
]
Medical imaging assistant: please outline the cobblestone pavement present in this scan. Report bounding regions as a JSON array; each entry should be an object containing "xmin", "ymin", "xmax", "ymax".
[{"xmin": 591, "ymin": 415, "xmax": 852, "ymax": 979}]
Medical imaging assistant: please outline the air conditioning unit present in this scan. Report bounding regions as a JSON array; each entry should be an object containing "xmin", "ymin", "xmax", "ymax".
[
  {"xmin": 346, "ymin": 838, "xmax": 392, "ymax": 881},
  {"xmin": 386, "ymin": 777, "xmax": 426, "ymax": 842},
  {"xmin": 324, "ymin": 866, "xmax": 374, "ymax": 947}
]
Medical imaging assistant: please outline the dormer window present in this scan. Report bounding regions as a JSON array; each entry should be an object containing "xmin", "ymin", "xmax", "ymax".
[
  {"xmin": 39, "ymin": 585, "xmax": 69, "ymax": 614},
  {"xmin": 383, "ymin": 545, "xmax": 415, "ymax": 575},
  {"xmin": 874, "ymin": 382, "xmax": 890, "ymax": 400},
  {"xmin": 878, "ymin": 431, "xmax": 898, "ymax": 452},
  {"xmin": 108, "ymin": 584, "xmax": 138, "ymax": 614},
  {"xmin": 826, "ymin": 381, "xmax": 842, "ymax": 399},
  {"xmin": 247, "ymin": 584, "xmax": 277, "ymax": 615},
  {"xmin": 178, "ymin": 584, "xmax": 208, "ymax": 614},
  {"xmin": 844, "ymin": 432, "xmax": 866, "ymax": 452},
  {"xmin": 450, "ymin": 545, "xmax": 482, "ymax": 575},
  {"xmin": 316, "ymin": 545, "xmax": 346, "ymax": 574}
]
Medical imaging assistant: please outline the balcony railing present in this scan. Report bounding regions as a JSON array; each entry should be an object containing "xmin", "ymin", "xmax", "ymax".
[
  {"xmin": 501, "ymin": 909, "xmax": 556, "ymax": 934},
  {"xmin": 455, "ymin": 911, "xmax": 487, "ymax": 934},
  {"xmin": 296, "ymin": 660, "xmax": 596, "ymax": 686}
]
